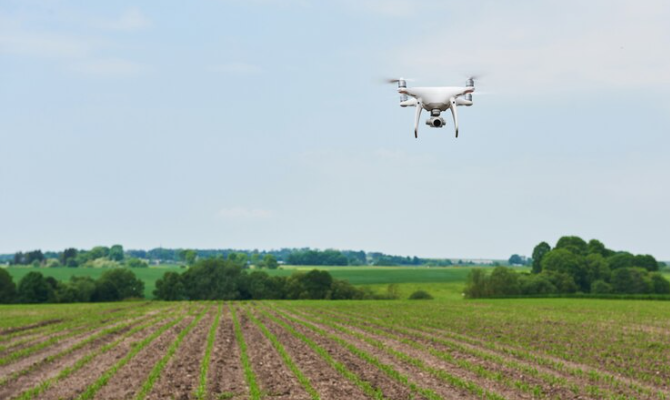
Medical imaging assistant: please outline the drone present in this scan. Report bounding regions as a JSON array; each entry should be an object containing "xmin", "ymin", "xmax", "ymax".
[{"xmin": 387, "ymin": 77, "xmax": 477, "ymax": 138}]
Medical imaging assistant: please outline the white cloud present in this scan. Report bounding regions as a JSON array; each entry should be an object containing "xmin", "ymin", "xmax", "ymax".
[
  {"xmin": 101, "ymin": 7, "xmax": 151, "ymax": 31},
  {"xmin": 69, "ymin": 58, "xmax": 148, "ymax": 76},
  {"xmin": 207, "ymin": 62, "xmax": 263, "ymax": 75},
  {"xmin": 217, "ymin": 207, "xmax": 273, "ymax": 219},
  {"xmin": 0, "ymin": 30, "xmax": 90, "ymax": 58}
]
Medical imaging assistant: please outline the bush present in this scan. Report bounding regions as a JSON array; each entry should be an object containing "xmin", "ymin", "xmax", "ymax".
[
  {"xmin": 0, "ymin": 268, "xmax": 17, "ymax": 303},
  {"xmin": 17, "ymin": 272, "xmax": 55, "ymax": 303},
  {"xmin": 591, "ymin": 280, "xmax": 612, "ymax": 294},
  {"xmin": 409, "ymin": 290, "xmax": 433, "ymax": 300},
  {"xmin": 125, "ymin": 258, "xmax": 149, "ymax": 268}
]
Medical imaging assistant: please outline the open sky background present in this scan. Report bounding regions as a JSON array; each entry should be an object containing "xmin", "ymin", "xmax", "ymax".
[{"xmin": 1, "ymin": 0, "xmax": 669, "ymax": 259}]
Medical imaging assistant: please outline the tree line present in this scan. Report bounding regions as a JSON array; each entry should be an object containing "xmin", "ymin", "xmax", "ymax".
[
  {"xmin": 0, "ymin": 268, "xmax": 144, "ymax": 304},
  {"xmin": 153, "ymin": 258, "xmax": 381, "ymax": 301},
  {"xmin": 465, "ymin": 236, "xmax": 669, "ymax": 298},
  {"xmin": 2, "ymin": 246, "xmax": 470, "ymax": 268}
]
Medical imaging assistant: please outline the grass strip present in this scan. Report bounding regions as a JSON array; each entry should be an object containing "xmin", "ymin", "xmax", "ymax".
[
  {"xmin": 259, "ymin": 307, "xmax": 389, "ymax": 400},
  {"xmin": 195, "ymin": 302, "xmax": 223, "ymax": 400},
  {"xmin": 134, "ymin": 305, "xmax": 210, "ymax": 400},
  {"xmin": 73, "ymin": 306, "xmax": 197, "ymax": 400},
  {"xmin": 11, "ymin": 304, "xmax": 191, "ymax": 400},
  {"xmin": 230, "ymin": 304, "xmax": 261, "ymax": 400},
  {"xmin": 244, "ymin": 306, "xmax": 320, "ymax": 400}
]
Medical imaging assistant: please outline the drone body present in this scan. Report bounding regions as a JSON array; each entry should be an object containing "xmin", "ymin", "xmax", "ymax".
[{"xmin": 390, "ymin": 78, "xmax": 476, "ymax": 138}]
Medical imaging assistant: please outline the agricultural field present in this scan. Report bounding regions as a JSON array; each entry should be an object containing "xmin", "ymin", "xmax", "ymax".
[{"xmin": 1, "ymin": 298, "xmax": 670, "ymax": 400}]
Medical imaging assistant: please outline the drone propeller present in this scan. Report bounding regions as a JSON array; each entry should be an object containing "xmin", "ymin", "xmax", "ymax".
[{"xmin": 383, "ymin": 77, "xmax": 415, "ymax": 84}]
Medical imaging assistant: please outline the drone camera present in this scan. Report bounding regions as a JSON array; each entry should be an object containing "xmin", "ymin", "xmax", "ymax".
[{"xmin": 426, "ymin": 117, "xmax": 446, "ymax": 128}]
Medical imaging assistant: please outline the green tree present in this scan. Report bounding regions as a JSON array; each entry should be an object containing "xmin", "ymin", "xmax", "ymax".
[
  {"xmin": 108, "ymin": 245, "xmax": 125, "ymax": 262},
  {"xmin": 464, "ymin": 269, "xmax": 488, "ymax": 298},
  {"xmin": 487, "ymin": 266, "xmax": 521, "ymax": 296},
  {"xmin": 591, "ymin": 280, "xmax": 612, "ymax": 294},
  {"xmin": 633, "ymin": 254, "xmax": 659, "ymax": 272},
  {"xmin": 608, "ymin": 252, "xmax": 635, "ymax": 270},
  {"xmin": 301, "ymin": 270, "xmax": 333, "ymax": 299},
  {"xmin": 555, "ymin": 236, "xmax": 588, "ymax": 255},
  {"xmin": 508, "ymin": 254, "xmax": 523, "ymax": 265},
  {"xmin": 17, "ymin": 272, "xmax": 54, "ymax": 303},
  {"xmin": 154, "ymin": 271, "xmax": 186, "ymax": 300},
  {"xmin": 650, "ymin": 273, "xmax": 670, "ymax": 294},
  {"xmin": 88, "ymin": 246, "xmax": 110, "ymax": 260},
  {"xmin": 0, "ymin": 268, "xmax": 17, "ymax": 303},
  {"xmin": 125, "ymin": 258, "xmax": 149, "ymax": 268},
  {"xmin": 178, "ymin": 249, "xmax": 198, "ymax": 266},
  {"xmin": 531, "ymin": 242, "xmax": 551, "ymax": 274},
  {"xmin": 541, "ymin": 249, "xmax": 588, "ymax": 291},
  {"xmin": 587, "ymin": 239, "xmax": 610, "ymax": 257},
  {"xmin": 60, "ymin": 248, "xmax": 79, "ymax": 267},
  {"xmin": 519, "ymin": 274, "xmax": 557, "ymax": 295},
  {"xmin": 611, "ymin": 268, "xmax": 651, "ymax": 294},
  {"xmin": 97, "ymin": 268, "xmax": 144, "ymax": 300},
  {"xmin": 262, "ymin": 254, "xmax": 279, "ymax": 269}
]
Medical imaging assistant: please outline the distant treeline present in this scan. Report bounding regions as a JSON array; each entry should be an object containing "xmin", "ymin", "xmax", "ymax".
[
  {"xmin": 465, "ymin": 236, "xmax": 669, "ymax": 298},
  {"xmin": 0, "ymin": 258, "xmax": 390, "ymax": 304},
  {"xmin": 0, "ymin": 268, "xmax": 144, "ymax": 304},
  {"xmin": 1, "ymin": 246, "xmax": 480, "ymax": 267}
]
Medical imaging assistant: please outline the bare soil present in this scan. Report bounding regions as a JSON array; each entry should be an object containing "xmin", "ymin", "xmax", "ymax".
[
  {"xmin": 264, "ymin": 307, "xmax": 424, "ymax": 400},
  {"xmin": 252, "ymin": 308, "xmax": 371, "ymax": 400},
  {"xmin": 206, "ymin": 305, "xmax": 247, "ymax": 400},
  {"xmin": 144, "ymin": 305, "xmax": 216, "ymax": 400},
  {"xmin": 92, "ymin": 314, "xmax": 197, "ymax": 400},
  {"xmin": 36, "ymin": 312, "xmax": 185, "ymax": 400},
  {"xmin": 236, "ymin": 305, "xmax": 311, "ymax": 400}
]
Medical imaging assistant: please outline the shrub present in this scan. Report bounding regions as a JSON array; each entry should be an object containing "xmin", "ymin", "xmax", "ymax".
[
  {"xmin": 591, "ymin": 280, "xmax": 612, "ymax": 294},
  {"xmin": 409, "ymin": 290, "xmax": 433, "ymax": 300},
  {"xmin": 0, "ymin": 268, "xmax": 16, "ymax": 303}
]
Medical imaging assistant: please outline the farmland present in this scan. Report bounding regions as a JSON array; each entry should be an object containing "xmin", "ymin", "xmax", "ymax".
[{"xmin": 1, "ymin": 298, "xmax": 670, "ymax": 400}]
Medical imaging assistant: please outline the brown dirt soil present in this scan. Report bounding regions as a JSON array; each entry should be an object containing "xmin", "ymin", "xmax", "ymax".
[
  {"xmin": 0, "ymin": 325, "xmax": 132, "ymax": 399},
  {"xmin": 324, "ymin": 308, "xmax": 667, "ymax": 400},
  {"xmin": 272, "ymin": 307, "xmax": 489, "ymax": 400},
  {"xmin": 236, "ymin": 305, "xmax": 311, "ymax": 400},
  {"xmin": 295, "ymin": 307, "xmax": 581, "ymax": 400},
  {"xmin": 36, "ymin": 311, "xmax": 187, "ymax": 400},
  {"xmin": 0, "ymin": 311, "xmax": 168, "ymax": 399},
  {"xmin": 206, "ymin": 305, "xmax": 247, "ymax": 400},
  {"xmin": 252, "ymin": 309, "xmax": 371, "ymax": 400},
  {"xmin": 92, "ymin": 314, "xmax": 199, "ymax": 400},
  {"xmin": 144, "ymin": 305, "xmax": 216, "ymax": 400},
  {"xmin": 264, "ymin": 307, "xmax": 426, "ymax": 400}
]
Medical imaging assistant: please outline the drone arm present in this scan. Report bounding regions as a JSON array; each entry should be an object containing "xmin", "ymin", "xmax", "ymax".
[
  {"xmin": 413, "ymin": 100, "xmax": 423, "ymax": 138},
  {"xmin": 449, "ymin": 97, "xmax": 459, "ymax": 138}
]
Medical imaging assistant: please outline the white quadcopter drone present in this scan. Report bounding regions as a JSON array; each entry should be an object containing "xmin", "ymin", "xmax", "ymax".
[{"xmin": 388, "ymin": 77, "xmax": 476, "ymax": 138}]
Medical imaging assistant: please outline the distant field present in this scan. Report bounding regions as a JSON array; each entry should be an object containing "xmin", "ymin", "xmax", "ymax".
[
  {"xmin": 1, "ymin": 299, "xmax": 669, "ymax": 400},
  {"xmin": 5, "ymin": 265, "xmax": 492, "ymax": 299}
]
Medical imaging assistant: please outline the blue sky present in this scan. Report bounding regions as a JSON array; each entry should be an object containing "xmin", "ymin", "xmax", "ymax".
[{"xmin": 1, "ymin": 0, "xmax": 669, "ymax": 259}]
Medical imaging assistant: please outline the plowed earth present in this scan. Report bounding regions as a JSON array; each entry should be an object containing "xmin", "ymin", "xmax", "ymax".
[{"xmin": 2, "ymin": 300, "xmax": 669, "ymax": 400}]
